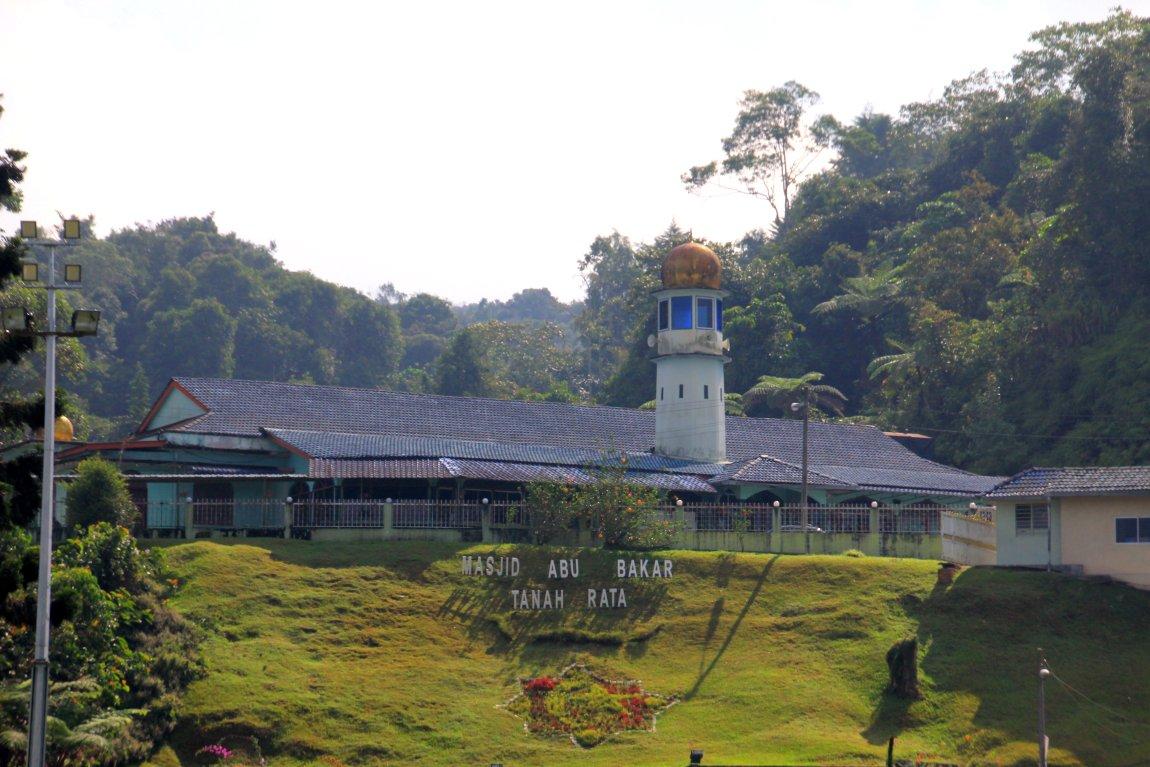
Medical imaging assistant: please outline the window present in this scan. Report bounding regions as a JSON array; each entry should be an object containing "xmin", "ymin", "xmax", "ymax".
[
  {"xmin": 716, "ymin": 299, "xmax": 723, "ymax": 331},
  {"xmin": 697, "ymin": 297, "xmax": 714, "ymax": 328},
  {"xmin": 658, "ymin": 300, "xmax": 669, "ymax": 330},
  {"xmin": 1116, "ymin": 517, "xmax": 1150, "ymax": 543},
  {"xmin": 678, "ymin": 384, "xmax": 684, "ymax": 398},
  {"xmin": 671, "ymin": 296, "xmax": 693, "ymax": 329},
  {"xmin": 1015, "ymin": 504, "xmax": 1049, "ymax": 533},
  {"xmin": 703, "ymin": 385, "xmax": 709, "ymax": 399}
]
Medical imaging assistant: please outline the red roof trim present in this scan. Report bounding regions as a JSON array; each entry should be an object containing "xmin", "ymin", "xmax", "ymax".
[
  {"xmin": 260, "ymin": 429, "xmax": 313, "ymax": 459},
  {"xmin": 57, "ymin": 440, "xmax": 168, "ymax": 461},
  {"xmin": 137, "ymin": 379, "xmax": 209, "ymax": 434}
]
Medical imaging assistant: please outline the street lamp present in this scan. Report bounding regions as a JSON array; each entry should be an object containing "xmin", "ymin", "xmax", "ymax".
[
  {"xmin": 790, "ymin": 385, "xmax": 811, "ymax": 554},
  {"xmin": 3, "ymin": 219, "xmax": 96, "ymax": 767}
]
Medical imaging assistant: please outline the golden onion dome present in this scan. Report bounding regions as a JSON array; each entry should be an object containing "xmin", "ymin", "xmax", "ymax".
[
  {"xmin": 33, "ymin": 416, "xmax": 74, "ymax": 442},
  {"xmin": 661, "ymin": 241, "xmax": 721, "ymax": 290},
  {"xmin": 55, "ymin": 416, "xmax": 74, "ymax": 442}
]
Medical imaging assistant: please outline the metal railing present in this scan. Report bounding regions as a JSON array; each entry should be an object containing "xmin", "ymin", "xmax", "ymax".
[
  {"xmin": 139, "ymin": 498, "xmax": 992, "ymax": 536},
  {"xmin": 393, "ymin": 501, "xmax": 481, "ymax": 529},
  {"xmin": 142, "ymin": 499, "xmax": 284, "ymax": 530}
]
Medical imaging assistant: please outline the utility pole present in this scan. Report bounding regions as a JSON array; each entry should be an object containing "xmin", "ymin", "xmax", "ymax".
[{"xmin": 1038, "ymin": 650, "xmax": 1051, "ymax": 767}]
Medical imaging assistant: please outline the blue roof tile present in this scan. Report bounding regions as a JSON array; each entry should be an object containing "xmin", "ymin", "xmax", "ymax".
[
  {"xmin": 158, "ymin": 377, "xmax": 997, "ymax": 497},
  {"xmin": 987, "ymin": 466, "xmax": 1150, "ymax": 498}
]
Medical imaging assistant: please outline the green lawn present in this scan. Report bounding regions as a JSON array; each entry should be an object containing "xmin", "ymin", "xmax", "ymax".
[{"xmin": 150, "ymin": 540, "xmax": 1150, "ymax": 766}]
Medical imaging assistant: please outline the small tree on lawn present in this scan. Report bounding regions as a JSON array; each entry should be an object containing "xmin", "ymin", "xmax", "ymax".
[{"xmin": 65, "ymin": 457, "xmax": 137, "ymax": 530}]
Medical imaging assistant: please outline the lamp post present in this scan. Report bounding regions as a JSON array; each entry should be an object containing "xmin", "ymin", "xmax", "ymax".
[
  {"xmin": 790, "ymin": 385, "xmax": 811, "ymax": 554},
  {"xmin": 2, "ymin": 219, "xmax": 98, "ymax": 767}
]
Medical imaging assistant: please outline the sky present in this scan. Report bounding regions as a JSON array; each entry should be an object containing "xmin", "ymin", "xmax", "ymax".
[{"xmin": 0, "ymin": 0, "xmax": 1145, "ymax": 304}]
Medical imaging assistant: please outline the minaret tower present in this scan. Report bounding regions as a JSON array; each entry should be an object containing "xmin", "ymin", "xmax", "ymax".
[{"xmin": 651, "ymin": 241, "xmax": 728, "ymax": 462}]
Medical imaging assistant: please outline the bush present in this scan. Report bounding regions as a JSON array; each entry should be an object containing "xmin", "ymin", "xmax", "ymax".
[
  {"xmin": 524, "ymin": 455, "xmax": 678, "ymax": 550},
  {"xmin": 0, "ymin": 525, "xmax": 202, "ymax": 766},
  {"xmin": 842, "ymin": 548, "xmax": 866, "ymax": 557},
  {"xmin": 65, "ymin": 457, "xmax": 137, "ymax": 530}
]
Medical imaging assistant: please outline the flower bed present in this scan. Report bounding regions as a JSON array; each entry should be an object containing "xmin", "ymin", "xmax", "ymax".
[{"xmin": 504, "ymin": 664, "xmax": 676, "ymax": 748}]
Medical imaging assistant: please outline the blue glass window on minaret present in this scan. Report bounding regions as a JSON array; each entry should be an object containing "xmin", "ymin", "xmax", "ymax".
[
  {"xmin": 716, "ymin": 299, "xmax": 724, "ymax": 331},
  {"xmin": 658, "ymin": 300, "xmax": 669, "ymax": 330},
  {"xmin": 671, "ymin": 296, "xmax": 693, "ymax": 329},
  {"xmin": 697, "ymin": 297, "xmax": 714, "ymax": 328}
]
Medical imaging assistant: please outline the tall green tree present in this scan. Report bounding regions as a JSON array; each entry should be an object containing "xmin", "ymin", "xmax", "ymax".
[
  {"xmin": 435, "ymin": 328, "xmax": 493, "ymax": 398},
  {"xmin": 743, "ymin": 372, "xmax": 847, "ymax": 418},
  {"xmin": 683, "ymin": 82, "xmax": 836, "ymax": 227}
]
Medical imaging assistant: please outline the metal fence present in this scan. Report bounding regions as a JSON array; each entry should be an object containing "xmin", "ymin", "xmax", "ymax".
[
  {"xmin": 141, "ymin": 497, "xmax": 992, "ymax": 537},
  {"xmin": 392, "ymin": 501, "xmax": 481, "ymax": 529},
  {"xmin": 687, "ymin": 504, "xmax": 984, "ymax": 535},
  {"xmin": 143, "ymin": 499, "xmax": 284, "ymax": 530}
]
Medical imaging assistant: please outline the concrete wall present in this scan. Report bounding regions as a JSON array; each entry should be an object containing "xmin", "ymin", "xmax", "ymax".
[
  {"xmin": 310, "ymin": 527, "xmax": 463, "ymax": 543},
  {"xmin": 995, "ymin": 500, "xmax": 1062, "ymax": 568},
  {"xmin": 942, "ymin": 513, "xmax": 997, "ymax": 566},
  {"xmin": 679, "ymin": 529, "xmax": 942, "ymax": 559},
  {"xmin": 1060, "ymin": 496, "xmax": 1150, "ymax": 589}
]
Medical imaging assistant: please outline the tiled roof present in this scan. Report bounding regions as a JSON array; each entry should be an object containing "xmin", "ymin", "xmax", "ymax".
[
  {"xmin": 268, "ymin": 429, "xmax": 723, "ymax": 473},
  {"xmin": 307, "ymin": 457, "xmax": 716, "ymax": 493},
  {"xmin": 987, "ymin": 466, "xmax": 1150, "ymax": 498},
  {"xmin": 710, "ymin": 455, "xmax": 858, "ymax": 490},
  {"xmin": 158, "ymin": 377, "xmax": 997, "ymax": 496}
]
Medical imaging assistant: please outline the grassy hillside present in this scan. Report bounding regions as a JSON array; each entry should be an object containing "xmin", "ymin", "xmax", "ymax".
[{"xmin": 151, "ymin": 541, "xmax": 1150, "ymax": 766}]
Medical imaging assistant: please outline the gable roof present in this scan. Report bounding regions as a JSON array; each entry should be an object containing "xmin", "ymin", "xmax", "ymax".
[
  {"xmin": 142, "ymin": 377, "xmax": 998, "ymax": 497},
  {"xmin": 987, "ymin": 466, "xmax": 1150, "ymax": 498}
]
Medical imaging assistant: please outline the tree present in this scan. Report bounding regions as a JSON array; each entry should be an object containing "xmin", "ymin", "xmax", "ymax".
[
  {"xmin": 399, "ymin": 293, "xmax": 457, "ymax": 336},
  {"xmin": 142, "ymin": 299, "xmax": 236, "ymax": 385},
  {"xmin": 812, "ymin": 262, "xmax": 905, "ymax": 323},
  {"xmin": 743, "ymin": 372, "xmax": 847, "ymax": 418},
  {"xmin": 64, "ymin": 458, "xmax": 137, "ymax": 530},
  {"xmin": 435, "ymin": 328, "xmax": 493, "ymax": 398},
  {"xmin": 575, "ymin": 232, "xmax": 644, "ymax": 391},
  {"xmin": 683, "ymin": 82, "xmax": 835, "ymax": 227}
]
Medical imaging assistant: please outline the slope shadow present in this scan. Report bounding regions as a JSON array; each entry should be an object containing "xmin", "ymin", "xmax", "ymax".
[
  {"xmin": 863, "ymin": 567, "xmax": 1150, "ymax": 764},
  {"xmin": 685, "ymin": 555, "xmax": 778, "ymax": 701}
]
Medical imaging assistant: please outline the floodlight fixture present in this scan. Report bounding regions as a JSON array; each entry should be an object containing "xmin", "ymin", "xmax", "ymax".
[
  {"xmin": 21, "ymin": 262, "xmax": 39, "ymax": 283},
  {"xmin": 64, "ymin": 264, "xmax": 82, "ymax": 283},
  {"xmin": 70, "ymin": 310, "xmax": 100, "ymax": 336},
  {"xmin": 20, "ymin": 221, "xmax": 38, "ymax": 239},
  {"xmin": 62, "ymin": 219, "xmax": 81, "ymax": 240},
  {"xmin": 1, "ymin": 307, "xmax": 30, "ymax": 333}
]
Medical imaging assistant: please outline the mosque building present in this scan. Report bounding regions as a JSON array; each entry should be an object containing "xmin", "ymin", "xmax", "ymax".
[{"xmin": 54, "ymin": 242, "xmax": 1000, "ymax": 553}]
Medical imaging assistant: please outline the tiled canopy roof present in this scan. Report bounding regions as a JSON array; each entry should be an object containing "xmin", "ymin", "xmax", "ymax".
[
  {"xmin": 154, "ymin": 377, "xmax": 998, "ymax": 496},
  {"xmin": 710, "ymin": 455, "xmax": 857, "ymax": 490},
  {"xmin": 987, "ymin": 466, "xmax": 1150, "ymax": 498},
  {"xmin": 308, "ymin": 457, "xmax": 716, "ymax": 493}
]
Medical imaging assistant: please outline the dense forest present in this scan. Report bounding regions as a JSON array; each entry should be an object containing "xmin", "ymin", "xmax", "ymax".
[{"xmin": 2, "ymin": 10, "xmax": 1148, "ymax": 475}]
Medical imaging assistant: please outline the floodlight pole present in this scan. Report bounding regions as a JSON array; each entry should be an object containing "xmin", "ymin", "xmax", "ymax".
[{"xmin": 28, "ymin": 245, "xmax": 58, "ymax": 767}]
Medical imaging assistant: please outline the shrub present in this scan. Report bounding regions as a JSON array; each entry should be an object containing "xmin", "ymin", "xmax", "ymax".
[
  {"xmin": 0, "ymin": 526, "xmax": 202, "ymax": 766},
  {"xmin": 65, "ymin": 458, "xmax": 137, "ymax": 530},
  {"xmin": 842, "ymin": 548, "xmax": 866, "ymax": 557},
  {"xmin": 524, "ymin": 454, "xmax": 678, "ymax": 550}
]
